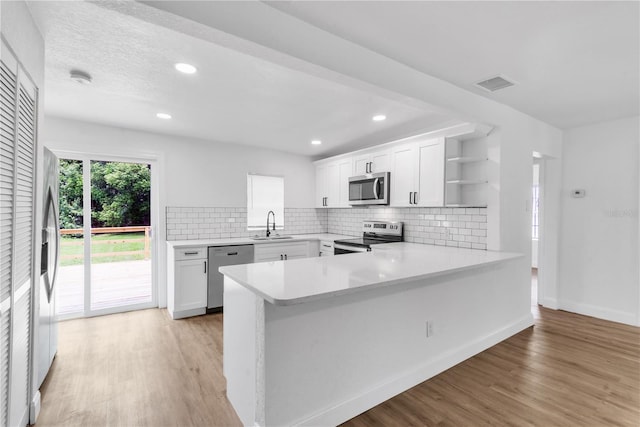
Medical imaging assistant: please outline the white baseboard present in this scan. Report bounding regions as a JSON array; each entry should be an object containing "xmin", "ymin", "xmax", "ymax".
[
  {"xmin": 541, "ymin": 297, "xmax": 558, "ymax": 309},
  {"xmin": 296, "ymin": 313, "xmax": 534, "ymax": 427},
  {"xmin": 30, "ymin": 390, "xmax": 41, "ymax": 424},
  {"xmin": 559, "ymin": 300, "xmax": 637, "ymax": 326}
]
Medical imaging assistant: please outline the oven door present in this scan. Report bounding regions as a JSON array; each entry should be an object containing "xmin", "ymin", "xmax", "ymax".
[
  {"xmin": 349, "ymin": 172, "xmax": 389, "ymax": 206},
  {"xmin": 334, "ymin": 243, "xmax": 371, "ymax": 255}
]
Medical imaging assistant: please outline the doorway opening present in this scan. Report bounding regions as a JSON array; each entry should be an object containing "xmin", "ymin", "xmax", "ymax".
[
  {"xmin": 55, "ymin": 155, "xmax": 157, "ymax": 318},
  {"xmin": 532, "ymin": 159, "xmax": 541, "ymax": 309}
]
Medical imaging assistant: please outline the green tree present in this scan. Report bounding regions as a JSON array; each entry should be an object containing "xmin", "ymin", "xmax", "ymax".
[
  {"xmin": 91, "ymin": 161, "xmax": 150, "ymax": 227},
  {"xmin": 58, "ymin": 160, "xmax": 150, "ymax": 229},
  {"xmin": 59, "ymin": 159, "xmax": 83, "ymax": 229}
]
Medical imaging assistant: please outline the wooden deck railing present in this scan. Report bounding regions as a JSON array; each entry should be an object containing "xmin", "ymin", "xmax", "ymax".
[{"xmin": 60, "ymin": 226, "xmax": 151, "ymax": 260}]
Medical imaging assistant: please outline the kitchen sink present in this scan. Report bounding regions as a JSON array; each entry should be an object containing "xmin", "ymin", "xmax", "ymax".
[{"xmin": 251, "ymin": 235, "xmax": 293, "ymax": 241}]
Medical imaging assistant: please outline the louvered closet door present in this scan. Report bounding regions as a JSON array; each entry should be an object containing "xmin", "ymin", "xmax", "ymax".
[
  {"xmin": 10, "ymin": 71, "xmax": 36, "ymax": 426},
  {"xmin": 0, "ymin": 57, "xmax": 17, "ymax": 427}
]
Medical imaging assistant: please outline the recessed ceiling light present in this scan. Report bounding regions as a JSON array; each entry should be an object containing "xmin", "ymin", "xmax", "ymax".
[
  {"xmin": 156, "ymin": 113, "xmax": 172, "ymax": 120},
  {"xmin": 175, "ymin": 63, "xmax": 197, "ymax": 74},
  {"xmin": 311, "ymin": 140, "xmax": 322, "ymax": 145},
  {"xmin": 372, "ymin": 115, "xmax": 386, "ymax": 122},
  {"xmin": 70, "ymin": 69, "xmax": 92, "ymax": 84}
]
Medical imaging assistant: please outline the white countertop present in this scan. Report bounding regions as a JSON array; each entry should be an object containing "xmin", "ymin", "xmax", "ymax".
[
  {"xmin": 220, "ymin": 242, "xmax": 522, "ymax": 305},
  {"xmin": 166, "ymin": 233, "xmax": 354, "ymax": 248}
]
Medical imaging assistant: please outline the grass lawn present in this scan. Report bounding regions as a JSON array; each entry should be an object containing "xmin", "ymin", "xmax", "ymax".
[{"xmin": 60, "ymin": 232, "xmax": 150, "ymax": 266}]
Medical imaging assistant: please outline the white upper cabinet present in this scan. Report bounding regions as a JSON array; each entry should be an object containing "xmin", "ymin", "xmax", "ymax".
[
  {"xmin": 353, "ymin": 149, "xmax": 390, "ymax": 175},
  {"xmin": 315, "ymin": 157, "xmax": 352, "ymax": 208},
  {"xmin": 315, "ymin": 163, "xmax": 328, "ymax": 208},
  {"xmin": 416, "ymin": 138, "xmax": 445, "ymax": 207},
  {"xmin": 389, "ymin": 137, "xmax": 445, "ymax": 207},
  {"xmin": 390, "ymin": 143, "xmax": 418, "ymax": 207},
  {"xmin": 313, "ymin": 123, "xmax": 491, "ymax": 209}
]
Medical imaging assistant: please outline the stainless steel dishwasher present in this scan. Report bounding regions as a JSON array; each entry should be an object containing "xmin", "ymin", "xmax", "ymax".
[{"xmin": 207, "ymin": 245, "xmax": 254, "ymax": 311}]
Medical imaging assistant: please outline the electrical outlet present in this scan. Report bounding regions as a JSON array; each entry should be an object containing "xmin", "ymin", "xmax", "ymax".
[{"xmin": 426, "ymin": 321, "xmax": 434, "ymax": 338}]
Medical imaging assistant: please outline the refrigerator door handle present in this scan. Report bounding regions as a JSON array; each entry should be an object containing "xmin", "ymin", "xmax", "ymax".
[{"xmin": 42, "ymin": 186, "xmax": 60, "ymax": 303}]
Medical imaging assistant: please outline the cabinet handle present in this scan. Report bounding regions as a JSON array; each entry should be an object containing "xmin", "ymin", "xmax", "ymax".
[
  {"xmin": 280, "ymin": 254, "xmax": 283, "ymax": 260},
  {"xmin": 409, "ymin": 192, "xmax": 413, "ymax": 204},
  {"xmin": 204, "ymin": 261, "xmax": 207, "ymax": 274},
  {"xmin": 285, "ymin": 254, "xmax": 288, "ymax": 260},
  {"xmin": 365, "ymin": 162, "xmax": 369, "ymax": 173},
  {"xmin": 413, "ymin": 192, "xmax": 418, "ymax": 204},
  {"xmin": 184, "ymin": 251, "xmax": 199, "ymax": 255}
]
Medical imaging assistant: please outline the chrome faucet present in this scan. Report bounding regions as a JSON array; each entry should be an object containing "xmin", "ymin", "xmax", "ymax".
[{"xmin": 266, "ymin": 210, "xmax": 276, "ymax": 237}]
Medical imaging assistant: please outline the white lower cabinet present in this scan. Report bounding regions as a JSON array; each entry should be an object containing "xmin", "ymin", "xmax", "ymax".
[
  {"xmin": 319, "ymin": 240, "xmax": 334, "ymax": 256},
  {"xmin": 168, "ymin": 239, "xmax": 329, "ymax": 319},
  {"xmin": 167, "ymin": 246, "xmax": 208, "ymax": 319},
  {"xmin": 254, "ymin": 241, "xmax": 311, "ymax": 262}
]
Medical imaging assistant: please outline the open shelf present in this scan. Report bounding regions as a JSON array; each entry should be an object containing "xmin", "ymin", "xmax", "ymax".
[
  {"xmin": 446, "ymin": 179, "xmax": 487, "ymax": 185},
  {"xmin": 446, "ymin": 156, "xmax": 487, "ymax": 164}
]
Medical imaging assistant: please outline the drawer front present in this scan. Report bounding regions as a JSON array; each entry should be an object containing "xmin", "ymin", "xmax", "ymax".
[
  {"xmin": 320, "ymin": 241, "xmax": 334, "ymax": 251},
  {"xmin": 254, "ymin": 242, "xmax": 309, "ymax": 261},
  {"xmin": 175, "ymin": 247, "xmax": 207, "ymax": 261},
  {"xmin": 319, "ymin": 240, "xmax": 334, "ymax": 256}
]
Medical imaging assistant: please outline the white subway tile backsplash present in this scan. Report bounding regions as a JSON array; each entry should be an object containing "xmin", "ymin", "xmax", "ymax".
[
  {"xmin": 326, "ymin": 206, "xmax": 487, "ymax": 250},
  {"xmin": 166, "ymin": 205, "xmax": 487, "ymax": 250},
  {"xmin": 165, "ymin": 207, "xmax": 328, "ymax": 241}
]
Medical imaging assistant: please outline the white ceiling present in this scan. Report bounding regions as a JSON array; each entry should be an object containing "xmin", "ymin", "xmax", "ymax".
[
  {"xmin": 27, "ymin": 1, "xmax": 450, "ymax": 157},
  {"xmin": 27, "ymin": 1, "xmax": 639, "ymax": 159},
  {"xmin": 268, "ymin": 1, "xmax": 639, "ymax": 129}
]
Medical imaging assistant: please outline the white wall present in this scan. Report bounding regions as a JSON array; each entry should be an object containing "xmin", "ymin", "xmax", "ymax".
[
  {"xmin": 559, "ymin": 116, "xmax": 640, "ymax": 325},
  {"xmin": 42, "ymin": 116, "xmax": 317, "ymax": 309},
  {"xmin": 44, "ymin": 116, "xmax": 316, "ymax": 208},
  {"xmin": 1, "ymin": 0, "xmax": 45, "ymax": 425}
]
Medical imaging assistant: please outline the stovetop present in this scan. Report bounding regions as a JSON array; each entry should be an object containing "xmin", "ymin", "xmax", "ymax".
[
  {"xmin": 333, "ymin": 237, "xmax": 396, "ymax": 248},
  {"xmin": 334, "ymin": 220, "xmax": 404, "ymax": 248}
]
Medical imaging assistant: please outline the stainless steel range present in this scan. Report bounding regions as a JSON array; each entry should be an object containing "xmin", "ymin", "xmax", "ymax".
[{"xmin": 334, "ymin": 220, "xmax": 403, "ymax": 254}]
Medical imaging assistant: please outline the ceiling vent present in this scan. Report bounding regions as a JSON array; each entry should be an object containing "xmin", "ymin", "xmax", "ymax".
[{"xmin": 474, "ymin": 75, "xmax": 514, "ymax": 92}]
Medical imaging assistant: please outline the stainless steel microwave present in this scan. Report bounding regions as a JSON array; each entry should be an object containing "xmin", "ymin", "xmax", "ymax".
[{"xmin": 348, "ymin": 172, "xmax": 390, "ymax": 206}]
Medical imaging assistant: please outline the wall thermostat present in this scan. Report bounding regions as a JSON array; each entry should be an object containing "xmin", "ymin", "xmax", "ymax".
[{"xmin": 571, "ymin": 189, "xmax": 586, "ymax": 198}]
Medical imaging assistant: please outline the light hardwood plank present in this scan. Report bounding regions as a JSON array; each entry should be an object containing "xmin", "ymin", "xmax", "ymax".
[{"xmin": 35, "ymin": 301, "xmax": 639, "ymax": 426}]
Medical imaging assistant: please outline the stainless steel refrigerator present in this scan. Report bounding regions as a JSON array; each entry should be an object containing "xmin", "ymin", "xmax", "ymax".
[{"xmin": 38, "ymin": 147, "xmax": 59, "ymax": 386}]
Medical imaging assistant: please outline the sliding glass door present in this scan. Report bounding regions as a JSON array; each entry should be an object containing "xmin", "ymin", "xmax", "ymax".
[{"xmin": 56, "ymin": 155, "xmax": 156, "ymax": 318}]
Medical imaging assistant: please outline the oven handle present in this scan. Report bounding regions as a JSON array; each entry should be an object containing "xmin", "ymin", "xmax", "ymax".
[
  {"xmin": 373, "ymin": 178, "xmax": 379, "ymax": 199},
  {"xmin": 334, "ymin": 243, "xmax": 371, "ymax": 253}
]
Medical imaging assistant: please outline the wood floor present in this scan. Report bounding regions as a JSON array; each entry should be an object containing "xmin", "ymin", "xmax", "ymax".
[{"xmin": 35, "ymin": 297, "xmax": 639, "ymax": 426}]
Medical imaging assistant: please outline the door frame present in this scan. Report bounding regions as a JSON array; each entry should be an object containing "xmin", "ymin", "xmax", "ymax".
[{"xmin": 51, "ymin": 150, "xmax": 159, "ymax": 319}]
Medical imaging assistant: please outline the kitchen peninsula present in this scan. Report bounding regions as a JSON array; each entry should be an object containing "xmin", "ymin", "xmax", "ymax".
[{"xmin": 220, "ymin": 243, "xmax": 528, "ymax": 426}]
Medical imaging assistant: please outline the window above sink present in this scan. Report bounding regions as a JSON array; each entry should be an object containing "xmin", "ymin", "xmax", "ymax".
[{"xmin": 247, "ymin": 174, "xmax": 284, "ymax": 231}]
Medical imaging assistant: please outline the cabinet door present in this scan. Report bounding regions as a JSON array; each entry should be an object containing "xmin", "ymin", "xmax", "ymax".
[
  {"xmin": 175, "ymin": 259, "xmax": 208, "ymax": 311},
  {"xmin": 370, "ymin": 150, "xmax": 390, "ymax": 173},
  {"xmin": 337, "ymin": 159, "xmax": 353, "ymax": 207},
  {"xmin": 326, "ymin": 162, "xmax": 339, "ymax": 207},
  {"xmin": 417, "ymin": 138, "xmax": 445, "ymax": 207},
  {"xmin": 315, "ymin": 164, "xmax": 328, "ymax": 208},
  {"xmin": 353, "ymin": 154, "xmax": 370, "ymax": 175},
  {"xmin": 390, "ymin": 144, "xmax": 418, "ymax": 207}
]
